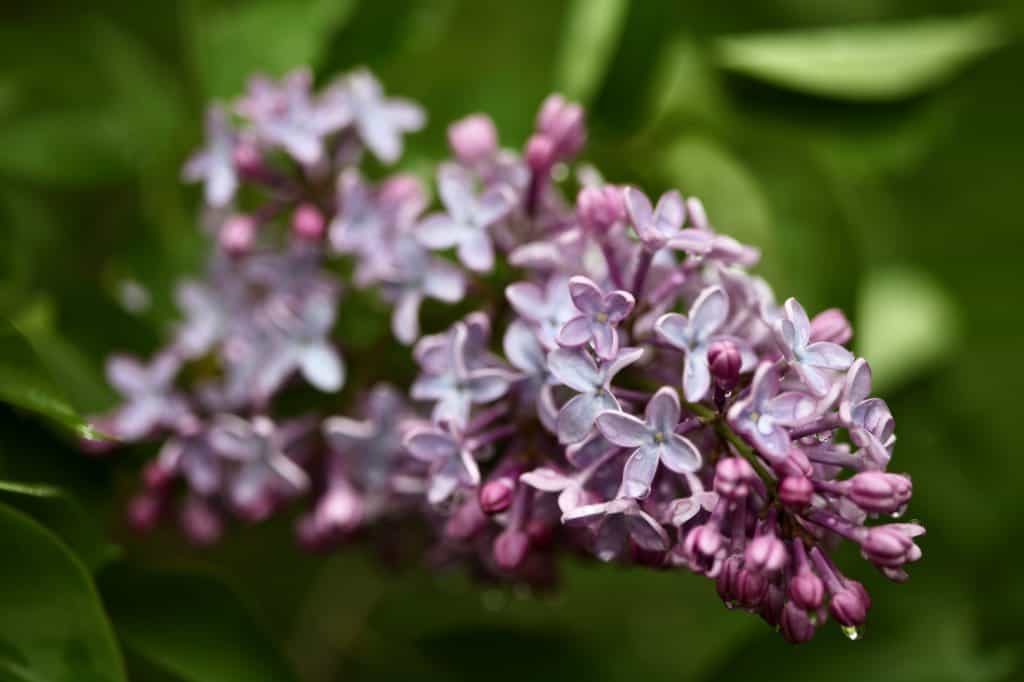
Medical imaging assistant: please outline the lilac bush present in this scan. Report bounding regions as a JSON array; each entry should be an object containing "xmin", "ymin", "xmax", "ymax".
[{"xmin": 89, "ymin": 66, "xmax": 923, "ymax": 643}]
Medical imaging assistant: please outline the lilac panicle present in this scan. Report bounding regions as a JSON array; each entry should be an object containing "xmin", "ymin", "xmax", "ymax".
[{"xmin": 89, "ymin": 65, "xmax": 925, "ymax": 644}]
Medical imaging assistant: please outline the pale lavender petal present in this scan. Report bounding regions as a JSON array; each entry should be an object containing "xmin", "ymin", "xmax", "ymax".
[
  {"xmin": 474, "ymin": 186, "xmax": 514, "ymax": 228},
  {"xmin": 682, "ymin": 349, "xmax": 712, "ymax": 402},
  {"xmin": 659, "ymin": 434, "xmax": 702, "ymax": 473},
  {"xmin": 106, "ymin": 356, "xmax": 148, "ymax": 396},
  {"xmin": 784, "ymin": 298, "xmax": 811, "ymax": 349},
  {"xmin": 392, "ymin": 290, "xmax": 423, "ymax": 345},
  {"xmin": 556, "ymin": 315, "xmax": 592, "ymax": 348},
  {"xmin": 520, "ymin": 467, "xmax": 572, "ymax": 492},
  {"xmin": 653, "ymin": 190, "xmax": 685, "ymax": 237},
  {"xmin": 601, "ymin": 346, "xmax": 644, "ymax": 385},
  {"xmin": 457, "ymin": 229, "xmax": 494, "ymax": 272},
  {"xmin": 568, "ymin": 276, "xmax": 603, "ymax": 314},
  {"xmin": 404, "ymin": 428, "xmax": 457, "ymax": 462},
  {"xmin": 603, "ymin": 290, "xmax": 635, "ymax": 322},
  {"xmin": 666, "ymin": 229, "xmax": 713, "ymax": 254},
  {"xmin": 538, "ymin": 384, "xmax": 559, "ymax": 434},
  {"xmin": 595, "ymin": 411, "xmax": 649, "ymax": 447},
  {"xmin": 765, "ymin": 391, "xmax": 816, "ymax": 425},
  {"xmin": 558, "ymin": 391, "xmax": 618, "ymax": 444},
  {"xmin": 803, "ymin": 341, "xmax": 855, "ymax": 371},
  {"xmin": 547, "ymin": 348, "xmax": 601, "ymax": 392},
  {"xmin": 416, "ymin": 214, "xmax": 462, "ymax": 249},
  {"xmin": 437, "ymin": 162, "xmax": 475, "ymax": 222},
  {"xmin": 654, "ymin": 313, "xmax": 691, "ymax": 350},
  {"xmin": 503, "ymin": 319, "xmax": 545, "ymax": 374},
  {"xmin": 465, "ymin": 370, "xmax": 510, "ymax": 403},
  {"xmin": 625, "ymin": 508, "xmax": 669, "ymax": 551},
  {"xmin": 590, "ymin": 322, "xmax": 618, "ymax": 360},
  {"xmin": 299, "ymin": 343, "xmax": 345, "ymax": 392},
  {"xmin": 209, "ymin": 416, "xmax": 258, "ymax": 460},
  {"xmin": 505, "ymin": 282, "xmax": 545, "ymax": 322},
  {"xmin": 624, "ymin": 187, "xmax": 653, "ymax": 233},
  {"xmin": 793, "ymin": 362, "xmax": 831, "ymax": 397},
  {"xmin": 750, "ymin": 363, "xmax": 780, "ymax": 407},
  {"xmin": 113, "ymin": 400, "xmax": 162, "ymax": 441},
  {"xmin": 689, "ymin": 286, "xmax": 729, "ymax": 343},
  {"xmin": 423, "ymin": 259, "xmax": 466, "ymax": 303},
  {"xmin": 557, "ymin": 486, "xmax": 587, "ymax": 514},
  {"xmin": 843, "ymin": 358, "xmax": 873, "ymax": 408},
  {"xmin": 562, "ymin": 500, "xmax": 613, "ymax": 526},
  {"xmin": 459, "ymin": 447, "xmax": 481, "ymax": 486},
  {"xmin": 619, "ymin": 444, "xmax": 659, "ymax": 498},
  {"xmin": 645, "ymin": 386, "xmax": 681, "ymax": 434}
]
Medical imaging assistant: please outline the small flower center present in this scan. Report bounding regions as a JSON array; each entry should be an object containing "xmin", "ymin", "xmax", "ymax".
[
  {"xmin": 653, "ymin": 432, "xmax": 665, "ymax": 444},
  {"xmin": 594, "ymin": 312, "xmax": 608, "ymax": 323}
]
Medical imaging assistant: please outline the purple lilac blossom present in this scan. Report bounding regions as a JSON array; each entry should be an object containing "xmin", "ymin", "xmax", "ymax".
[{"xmin": 90, "ymin": 67, "xmax": 924, "ymax": 644}]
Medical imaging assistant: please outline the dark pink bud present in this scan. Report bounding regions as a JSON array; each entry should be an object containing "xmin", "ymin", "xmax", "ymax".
[
  {"xmin": 220, "ymin": 215, "xmax": 256, "ymax": 256},
  {"xmin": 789, "ymin": 569, "xmax": 825, "ymax": 610},
  {"xmin": 444, "ymin": 498, "xmax": 488, "ymax": 540},
  {"xmin": 736, "ymin": 567, "xmax": 768, "ymax": 608},
  {"xmin": 707, "ymin": 340, "xmax": 742, "ymax": 389},
  {"xmin": 714, "ymin": 457, "xmax": 756, "ymax": 500},
  {"xmin": 576, "ymin": 185, "xmax": 625, "ymax": 233},
  {"xmin": 829, "ymin": 586, "xmax": 870, "ymax": 627},
  {"xmin": 232, "ymin": 141, "xmax": 264, "ymax": 176},
  {"xmin": 525, "ymin": 134, "xmax": 555, "ymax": 172},
  {"xmin": 860, "ymin": 525, "xmax": 922, "ymax": 567},
  {"xmin": 776, "ymin": 447, "xmax": 813, "ymax": 478},
  {"xmin": 848, "ymin": 472, "xmax": 912, "ymax": 514},
  {"xmin": 780, "ymin": 602, "xmax": 817, "ymax": 644},
  {"xmin": 779, "ymin": 476, "xmax": 814, "ymax": 509},
  {"xmin": 292, "ymin": 203, "xmax": 325, "ymax": 240},
  {"xmin": 494, "ymin": 528, "xmax": 530, "ymax": 571},
  {"xmin": 479, "ymin": 477, "xmax": 516, "ymax": 513},
  {"xmin": 143, "ymin": 460, "xmax": 175, "ymax": 490},
  {"xmin": 525, "ymin": 518, "xmax": 555, "ymax": 548},
  {"xmin": 127, "ymin": 491, "xmax": 163, "ymax": 532},
  {"xmin": 180, "ymin": 496, "xmax": 223, "ymax": 546},
  {"xmin": 447, "ymin": 114, "xmax": 498, "ymax": 163},
  {"xmin": 537, "ymin": 94, "xmax": 586, "ymax": 157},
  {"xmin": 745, "ymin": 534, "xmax": 788, "ymax": 573},
  {"xmin": 758, "ymin": 582, "xmax": 786, "ymax": 627},
  {"xmin": 315, "ymin": 485, "xmax": 363, "ymax": 534},
  {"xmin": 684, "ymin": 524, "xmax": 722, "ymax": 560},
  {"xmin": 809, "ymin": 308, "xmax": 852, "ymax": 345},
  {"xmin": 716, "ymin": 555, "xmax": 742, "ymax": 604}
]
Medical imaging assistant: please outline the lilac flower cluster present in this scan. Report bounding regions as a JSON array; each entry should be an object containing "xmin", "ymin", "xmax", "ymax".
[{"xmin": 90, "ymin": 67, "xmax": 923, "ymax": 643}]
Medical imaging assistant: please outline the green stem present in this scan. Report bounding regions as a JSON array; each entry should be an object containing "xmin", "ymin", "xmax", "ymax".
[{"xmin": 683, "ymin": 401, "xmax": 777, "ymax": 494}]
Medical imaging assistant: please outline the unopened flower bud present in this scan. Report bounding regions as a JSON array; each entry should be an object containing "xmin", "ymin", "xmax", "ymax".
[
  {"xmin": 577, "ymin": 185, "xmax": 625, "ymax": 234},
  {"xmin": 232, "ymin": 141, "xmax": 264, "ymax": 176},
  {"xmin": 143, "ymin": 459, "xmax": 175, "ymax": 490},
  {"xmin": 745, "ymin": 534, "xmax": 788, "ymax": 573},
  {"xmin": 716, "ymin": 555, "xmax": 742, "ymax": 604},
  {"xmin": 220, "ymin": 215, "xmax": 256, "ymax": 256},
  {"xmin": 715, "ymin": 457, "xmax": 756, "ymax": 500},
  {"xmin": 780, "ymin": 602, "xmax": 817, "ymax": 644},
  {"xmin": 809, "ymin": 308, "xmax": 852, "ymax": 345},
  {"xmin": 448, "ymin": 114, "xmax": 498, "ymax": 164},
  {"xmin": 848, "ymin": 472, "xmax": 912, "ymax": 514},
  {"xmin": 829, "ymin": 586, "xmax": 870, "ymax": 627},
  {"xmin": 315, "ymin": 485, "xmax": 363, "ymax": 535},
  {"xmin": 525, "ymin": 134, "xmax": 556, "ymax": 173},
  {"xmin": 684, "ymin": 523, "xmax": 722, "ymax": 560},
  {"xmin": 494, "ymin": 528, "xmax": 530, "ymax": 570},
  {"xmin": 292, "ymin": 203, "xmax": 325, "ymax": 240},
  {"xmin": 736, "ymin": 567, "xmax": 768, "ymax": 608},
  {"xmin": 776, "ymin": 447, "xmax": 813, "ymax": 478},
  {"xmin": 779, "ymin": 475, "xmax": 814, "ymax": 509},
  {"xmin": 479, "ymin": 477, "xmax": 516, "ymax": 513},
  {"xmin": 536, "ymin": 94, "xmax": 585, "ymax": 160},
  {"xmin": 180, "ymin": 495, "xmax": 223, "ymax": 546},
  {"xmin": 127, "ymin": 491, "xmax": 163, "ymax": 532},
  {"xmin": 789, "ymin": 569, "xmax": 825, "ymax": 611},
  {"xmin": 860, "ymin": 525, "xmax": 923, "ymax": 567},
  {"xmin": 444, "ymin": 498, "xmax": 488, "ymax": 540},
  {"xmin": 707, "ymin": 340, "xmax": 742, "ymax": 389}
]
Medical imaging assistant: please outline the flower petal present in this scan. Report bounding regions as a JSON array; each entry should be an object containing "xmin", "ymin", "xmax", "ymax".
[
  {"xmin": 660, "ymin": 434, "xmax": 702, "ymax": 473},
  {"xmin": 645, "ymin": 386, "xmax": 680, "ymax": 434},
  {"xmin": 682, "ymin": 348, "xmax": 712, "ymax": 402},
  {"xmin": 619, "ymin": 445, "xmax": 659, "ymax": 498},
  {"xmin": 404, "ymin": 427, "xmax": 457, "ymax": 462},
  {"xmin": 568, "ymin": 276, "xmax": 603, "ymax": 314},
  {"xmin": 558, "ymin": 391, "xmax": 618, "ymax": 444},
  {"xmin": 784, "ymin": 298, "xmax": 811, "ymax": 349},
  {"xmin": 654, "ymin": 312, "xmax": 691, "ymax": 350},
  {"xmin": 595, "ymin": 410, "xmax": 649, "ymax": 447},
  {"xmin": 653, "ymin": 190, "xmax": 685, "ymax": 238},
  {"xmin": 625, "ymin": 507, "xmax": 669, "ymax": 551},
  {"xmin": 689, "ymin": 286, "xmax": 729, "ymax": 343},
  {"xmin": 624, "ymin": 187, "xmax": 653, "ymax": 233},
  {"xmin": 300, "ymin": 343, "xmax": 345, "ymax": 392},
  {"xmin": 547, "ymin": 348, "xmax": 601, "ymax": 392},
  {"xmin": 556, "ymin": 315, "xmax": 593, "ymax": 348},
  {"xmin": 603, "ymin": 290, "xmax": 635, "ymax": 322},
  {"xmin": 803, "ymin": 341, "xmax": 854, "ymax": 371},
  {"xmin": 520, "ymin": 467, "xmax": 572, "ymax": 492}
]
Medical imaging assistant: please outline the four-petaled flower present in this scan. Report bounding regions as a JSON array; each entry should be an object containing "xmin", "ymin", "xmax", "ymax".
[
  {"xmin": 655, "ymin": 286, "xmax": 729, "ymax": 402},
  {"xmin": 505, "ymin": 276, "xmax": 576, "ymax": 349},
  {"xmin": 839, "ymin": 359, "xmax": 895, "ymax": 465},
  {"xmin": 776, "ymin": 298, "xmax": 854, "ymax": 396},
  {"xmin": 105, "ymin": 352, "xmax": 188, "ymax": 441},
  {"xmin": 417, "ymin": 162, "xmax": 514, "ymax": 272},
  {"xmin": 562, "ymin": 497, "xmax": 669, "ymax": 562},
  {"xmin": 595, "ymin": 387, "xmax": 702, "ymax": 498},
  {"xmin": 624, "ymin": 187, "xmax": 712, "ymax": 253},
  {"xmin": 557, "ymin": 276, "xmax": 635, "ymax": 360},
  {"xmin": 547, "ymin": 346, "xmax": 643, "ymax": 444},
  {"xmin": 727, "ymin": 363, "xmax": 815, "ymax": 458},
  {"xmin": 410, "ymin": 322, "xmax": 510, "ymax": 427},
  {"xmin": 403, "ymin": 422, "xmax": 481, "ymax": 504}
]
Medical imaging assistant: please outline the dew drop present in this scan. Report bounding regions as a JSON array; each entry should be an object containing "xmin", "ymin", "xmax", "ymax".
[{"xmin": 841, "ymin": 625, "xmax": 864, "ymax": 641}]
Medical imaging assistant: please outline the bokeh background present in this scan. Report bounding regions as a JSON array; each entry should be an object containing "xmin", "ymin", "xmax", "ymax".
[{"xmin": 1, "ymin": 1, "xmax": 1023, "ymax": 680}]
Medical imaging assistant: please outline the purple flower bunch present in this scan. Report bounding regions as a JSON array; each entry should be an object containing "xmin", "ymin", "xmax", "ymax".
[{"xmin": 90, "ymin": 66, "xmax": 923, "ymax": 643}]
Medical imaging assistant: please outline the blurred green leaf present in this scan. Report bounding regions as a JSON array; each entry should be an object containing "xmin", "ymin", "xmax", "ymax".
[
  {"xmin": 99, "ymin": 564, "xmax": 299, "ymax": 682},
  {"xmin": 191, "ymin": 0, "xmax": 359, "ymax": 98},
  {"xmin": 856, "ymin": 266, "xmax": 960, "ymax": 392},
  {"xmin": 0, "ymin": 322, "xmax": 105, "ymax": 441},
  {"xmin": 647, "ymin": 36, "xmax": 731, "ymax": 131},
  {"xmin": 0, "ymin": 110, "xmax": 128, "ymax": 186},
  {"xmin": 0, "ymin": 502, "xmax": 126, "ymax": 682},
  {"xmin": 715, "ymin": 14, "xmax": 1006, "ymax": 101},
  {"xmin": 555, "ymin": 0, "xmax": 630, "ymax": 103},
  {"xmin": 0, "ymin": 480, "xmax": 60, "ymax": 497}
]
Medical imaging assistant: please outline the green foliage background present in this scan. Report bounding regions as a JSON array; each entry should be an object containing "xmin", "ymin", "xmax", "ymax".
[{"xmin": 1, "ymin": 0, "xmax": 1022, "ymax": 680}]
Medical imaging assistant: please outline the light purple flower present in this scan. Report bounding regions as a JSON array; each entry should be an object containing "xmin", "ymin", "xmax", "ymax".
[
  {"xmin": 173, "ymin": 280, "xmax": 226, "ymax": 358},
  {"xmin": 595, "ymin": 387, "xmax": 702, "ymax": 498},
  {"xmin": 403, "ymin": 422, "xmax": 481, "ymax": 504},
  {"xmin": 325, "ymin": 68, "xmax": 425, "ymax": 164},
  {"xmin": 839, "ymin": 359, "xmax": 895, "ymax": 464},
  {"xmin": 380, "ymin": 236, "xmax": 467, "ymax": 344},
  {"xmin": 324, "ymin": 384, "xmax": 412, "ymax": 492},
  {"xmin": 556, "ymin": 276, "xmax": 635, "ymax": 360},
  {"xmin": 328, "ymin": 170, "xmax": 385, "ymax": 255},
  {"xmin": 156, "ymin": 418, "xmax": 221, "ymax": 495},
  {"xmin": 547, "ymin": 346, "xmax": 643, "ymax": 444},
  {"xmin": 253, "ymin": 289, "xmax": 345, "ymax": 400},
  {"xmin": 655, "ymin": 286, "xmax": 730, "ymax": 402},
  {"xmin": 209, "ymin": 415, "xmax": 311, "ymax": 520},
  {"xmin": 727, "ymin": 363, "xmax": 815, "ymax": 458},
  {"xmin": 182, "ymin": 106, "xmax": 238, "ymax": 206},
  {"xmin": 106, "ymin": 352, "xmax": 187, "ymax": 441},
  {"xmin": 776, "ymin": 298, "xmax": 854, "ymax": 396},
  {"xmin": 624, "ymin": 187, "xmax": 712, "ymax": 254},
  {"xmin": 505, "ymin": 276, "xmax": 577, "ymax": 349},
  {"xmin": 417, "ymin": 163, "xmax": 514, "ymax": 272},
  {"xmin": 236, "ymin": 68, "xmax": 351, "ymax": 165},
  {"xmin": 503, "ymin": 319, "xmax": 558, "ymax": 432},
  {"xmin": 411, "ymin": 322, "xmax": 510, "ymax": 427},
  {"xmin": 562, "ymin": 497, "xmax": 668, "ymax": 561}
]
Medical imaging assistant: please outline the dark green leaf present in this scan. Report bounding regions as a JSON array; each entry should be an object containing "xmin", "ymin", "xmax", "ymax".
[
  {"xmin": 0, "ymin": 502, "xmax": 125, "ymax": 682},
  {"xmin": 715, "ymin": 14, "xmax": 1006, "ymax": 101},
  {"xmin": 99, "ymin": 564, "xmax": 299, "ymax": 682}
]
